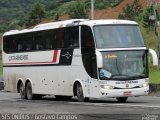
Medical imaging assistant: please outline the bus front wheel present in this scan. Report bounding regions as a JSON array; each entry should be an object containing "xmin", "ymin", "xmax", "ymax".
[
  {"xmin": 76, "ymin": 83, "xmax": 89, "ymax": 102},
  {"xmin": 19, "ymin": 82, "xmax": 27, "ymax": 99},
  {"xmin": 116, "ymin": 97, "xmax": 128, "ymax": 103}
]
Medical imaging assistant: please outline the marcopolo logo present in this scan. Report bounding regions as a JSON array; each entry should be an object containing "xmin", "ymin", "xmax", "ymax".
[{"xmin": 62, "ymin": 52, "xmax": 71, "ymax": 60}]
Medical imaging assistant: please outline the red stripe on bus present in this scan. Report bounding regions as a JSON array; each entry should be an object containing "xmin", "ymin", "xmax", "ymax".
[
  {"xmin": 53, "ymin": 50, "xmax": 58, "ymax": 62},
  {"xmin": 4, "ymin": 61, "xmax": 54, "ymax": 65}
]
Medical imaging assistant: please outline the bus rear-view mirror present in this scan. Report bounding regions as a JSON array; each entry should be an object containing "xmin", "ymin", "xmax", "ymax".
[
  {"xmin": 96, "ymin": 50, "xmax": 103, "ymax": 68},
  {"xmin": 149, "ymin": 48, "xmax": 159, "ymax": 66}
]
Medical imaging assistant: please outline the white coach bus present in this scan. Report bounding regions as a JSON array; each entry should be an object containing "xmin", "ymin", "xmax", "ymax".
[{"xmin": 2, "ymin": 19, "xmax": 158, "ymax": 102}]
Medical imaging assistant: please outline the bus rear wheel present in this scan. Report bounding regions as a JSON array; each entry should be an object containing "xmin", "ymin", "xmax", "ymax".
[
  {"xmin": 116, "ymin": 97, "xmax": 128, "ymax": 103},
  {"xmin": 26, "ymin": 82, "xmax": 35, "ymax": 100},
  {"xmin": 19, "ymin": 82, "xmax": 27, "ymax": 99},
  {"xmin": 76, "ymin": 83, "xmax": 89, "ymax": 102}
]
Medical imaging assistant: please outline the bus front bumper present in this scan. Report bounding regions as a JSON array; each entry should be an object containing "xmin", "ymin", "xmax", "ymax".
[{"xmin": 99, "ymin": 86, "xmax": 149, "ymax": 98}]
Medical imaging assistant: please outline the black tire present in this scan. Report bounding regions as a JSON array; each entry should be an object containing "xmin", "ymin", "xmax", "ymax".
[
  {"xmin": 26, "ymin": 82, "xmax": 35, "ymax": 100},
  {"xmin": 76, "ymin": 83, "xmax": 89, "ymax": 102},
  {"xmin": 55, "ymin": 95, "xmax": 72, "ymax": 101},
  {"xmin": 116, "ymin": 97, "xmax": 128, "ymax": 103},
  {"xmin": 19, "ymin": 82, "xmax": 27, "ymax": 99}
]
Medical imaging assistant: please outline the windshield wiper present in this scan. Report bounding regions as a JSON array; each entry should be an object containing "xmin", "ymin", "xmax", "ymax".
[
  {"xmin": 131, "ymin": 74, "xmax": 147, "ymax": 79},
  {"xmin": 111, "ymin": 74, "xmax": 146, "ymax": 79},
  {"xmin": 111, "ymin": 74, "xmax": 129, "ymax": 79}
]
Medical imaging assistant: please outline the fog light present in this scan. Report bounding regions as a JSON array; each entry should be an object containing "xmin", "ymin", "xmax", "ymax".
[{"xmin": 100, "ymin": 85, "xmax": 114, "ymax": 89}]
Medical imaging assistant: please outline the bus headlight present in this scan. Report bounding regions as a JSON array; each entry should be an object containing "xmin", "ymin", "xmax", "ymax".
[
  {"xmin": 142, "ymin": 83, "xmax": 149, "ymax": 87},
  {"xmin": 140, "ymin": 83, "xmax": 149, "ymax": 88},
  {"xmin": 100, "ymin": 85, "xmax": 114, "ymax": 89}
]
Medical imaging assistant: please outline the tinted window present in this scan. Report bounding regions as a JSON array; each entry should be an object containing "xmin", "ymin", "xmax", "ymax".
[
  {"xmin": 81, "ymin": 25, "xmax": 95, "ymax": 48},
  {"xmin": 35, "ymin": 30, "xmax": 54, "ymax": 50},
  {"xmin": 65, "ymin": 27, "xmax": 79, "ymax": 48},
  {"xmin": 3, "ymin": 33, "xmax": 34, "ymax": 53},
  {"xmin": 3, "ymin": 26, "xmax": 79, "ymax": 53},
  {"xmin": 55, "ymin": 26, "xmax": 79, "ymax": 48}
]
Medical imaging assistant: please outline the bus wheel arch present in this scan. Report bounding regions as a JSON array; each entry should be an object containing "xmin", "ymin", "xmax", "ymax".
[
  {"xmin": 73, "ymin": 81, "xmax": 89, "ymax": 102},
  {"xmin": 17, "ymin": 80, "xmax": 23, "ymax": 93}
]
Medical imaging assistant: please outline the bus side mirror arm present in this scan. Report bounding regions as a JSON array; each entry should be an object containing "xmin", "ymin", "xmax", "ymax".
[
  {"xmin": 149, "ymin": 48, "xmax": 159, "ymax": 66},
  {"xmin": 96, "ymin": 50, "xmax": 103, "ymax": 68}
]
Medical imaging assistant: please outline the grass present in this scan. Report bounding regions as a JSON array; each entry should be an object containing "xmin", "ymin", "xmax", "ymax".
[
  {"xmin": 149, "ymin": 68, "xmax": 160, "ymax": 84},
  {"xmin": 0, "ymin": 59, "xmax": 2, "ymax": 76}
]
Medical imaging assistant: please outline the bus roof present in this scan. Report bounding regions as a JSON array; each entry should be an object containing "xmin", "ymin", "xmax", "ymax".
[
  {"xmin": 3, "ymin": 19, "xmax": 138, "ymax": 36},
  {"xmin": 79, "ymin": 19, "xmax": 138, "ymax": 26}
]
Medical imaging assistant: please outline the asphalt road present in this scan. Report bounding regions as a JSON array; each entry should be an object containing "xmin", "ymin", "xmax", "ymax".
[{"xmin": 0, "ymin": 91, "xmax": 160, "ymax": 120}]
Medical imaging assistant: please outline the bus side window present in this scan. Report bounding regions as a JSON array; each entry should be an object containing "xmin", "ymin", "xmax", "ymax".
[
  {"xmin": 44, "ymin": 30, "xmax": 53, "ymax": 49},
  {"xmin": 25, "ymin": 33, "xmax": 34, "ymax": 51},
  {"xmin": 3, "ymin": 36, "xmax": 16, "ymax": 53},
  {"xmin": 18, "ymin": 43, "xmax": 22, "ymax": 51},
  {"xmin": 55, "ymin": 28, "xmax": 65, "ymax": 48},
  {"xmin": 64, "ymin": 27, "xmax": 76, "ymax": 48},
  {"xmin": 64, "ymin": 28, "xmax": 69, "ymax": 47},
  {"xmin": 46, "ymin": 38, "xmax": 52, "ymax": 49},
  {"xmin": 81, "ymin": 26, "xmax": 95, "ymax": 48},
  {"xmin": 6, "ymin": 37, "xmax": 14, "ymax": 53},
  {"xmin": 35, "ymin": 31, "xmax": 44, "ymax": 50},
  {"xmin": 3, "ymin": 36, "xmax": 9, "ymax": 53},
  {"xmin": 69, "ymin": 27, "xmax": 79, "ymax": 48},
  {"xmin": 72, "ymin": 27, "xmax": 79, "ymax": 47},
  {"xmin": 11, "ymin": 39, "xmax": 18, "ymax": 52}
]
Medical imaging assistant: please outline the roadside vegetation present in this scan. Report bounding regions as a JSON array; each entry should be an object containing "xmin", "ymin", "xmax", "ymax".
[
  {"xmin": 150, "ymin": 67, "xmax": 160, "ymax": 84},
  {"xmin": 0, "ymin": 59, "xmax": 2, "ymax": 76}
]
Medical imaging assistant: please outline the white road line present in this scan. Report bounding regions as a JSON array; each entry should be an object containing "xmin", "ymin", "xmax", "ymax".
[
  {"xmin": 69, "ymin": 102, "xmax": 160, "ymax": 109},
  {"xmin": 0, "ymin": 97, "xmax": 21, "ymax": 102},
  {"xmin": 101, "ymin": 103, "xmax": 160, "ymax": 108}
]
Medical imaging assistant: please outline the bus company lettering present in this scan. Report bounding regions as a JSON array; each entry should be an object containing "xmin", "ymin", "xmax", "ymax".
[
  {"xmin": 9, "ymin": 55, "xmax": 28, "ymax": 61},
  {"xmin": 115, "ymin": 80, "xmax": 138, "ymax": 84}
]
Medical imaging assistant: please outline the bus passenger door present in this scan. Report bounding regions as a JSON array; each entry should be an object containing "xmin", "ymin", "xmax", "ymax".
[{"xmin": 81, "ymin": 25, "xmax": 99, "ymax": 97}]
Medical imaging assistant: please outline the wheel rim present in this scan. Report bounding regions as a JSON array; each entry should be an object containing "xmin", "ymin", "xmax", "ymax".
[
  {"xmin": 77, "ymin": 84, "xmax": 82, "ymax": 97},
  {"xmin": 20, "ymin": 83, "xmax": 25, "ymax": 97},
  {"xmin": 77, "ymin": 83, "xmax": 84, "ymax": 101}
]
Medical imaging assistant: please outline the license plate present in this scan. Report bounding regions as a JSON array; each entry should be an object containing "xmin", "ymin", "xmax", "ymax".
[{"xmin": 123, "ymin": 91, "xmax": 132, "ymax": 96}]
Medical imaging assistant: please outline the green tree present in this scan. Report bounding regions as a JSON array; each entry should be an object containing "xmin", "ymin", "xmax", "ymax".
[
  {"xmin": 27, "ymin": 2, "xmax": 46, "ymax": 26},
  {"xmin": 68, "ymin": 0, "xmax": 88, "ymax": 19},
  {"xmin": 118, "ymin": 0, "xmax": 143, "ymax": 20},
  {"xmin": 143, "ymin": 5, "xmax": 154, "ymax": 28}
]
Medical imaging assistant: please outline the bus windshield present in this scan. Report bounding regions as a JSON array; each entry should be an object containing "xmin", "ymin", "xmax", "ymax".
[
  {"xmin": 94, "ymin": 25, "xmax": 145, "ymax": 49},
  {"xmin": 99, "ymin": 50, "xmax": 148, "ymax": 80}
]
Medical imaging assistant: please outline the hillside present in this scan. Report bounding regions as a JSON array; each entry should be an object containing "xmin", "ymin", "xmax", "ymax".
[
  {"xmin": 0, "ymin": 0, "xmax": 47, "ymax": 22},
  {"xmin": 94, "ymin": 0, "xmax": 147, "ymax": 19},
  {"xmin": 0, "ymin": 0, "xmax": 160, "ymax": 27},
  {"xmin": 0, "ymin": 0, "xmax": 72, "ymax": 22},
  {"xmin": 59, "ymin": 0, "xmax": 159, "ymax": 20}
]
